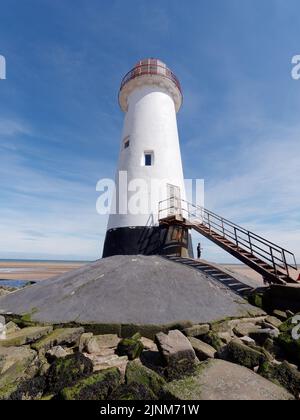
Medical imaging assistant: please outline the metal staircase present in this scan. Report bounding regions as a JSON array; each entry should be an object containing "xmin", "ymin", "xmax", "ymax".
[{"xmin": 158, "ymin": 199, "xmax": 298, "ymax": 286}]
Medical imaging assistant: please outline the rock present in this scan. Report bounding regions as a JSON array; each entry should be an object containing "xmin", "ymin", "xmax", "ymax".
[
  {"xmin": 0, "ymin": 347, "xmax": 37, "ymax": 399},
  {"xmin": 263, "ymin": 338, "xmax": 284, "ymax": 359},
  {"xmin": 78, "ymin": 332, "xmax": 93, "ymax": 352},
  {"xmin": 233, "ymin": 323, "xmax": 260, "ymax": 337},
  {"xmin": 220, "ymin": 339, "xmax": 267, "ymax": 369},
  {"xmin": 211, "ymin": 320, "xmax": 232, "ymax": 334},
  {"xmin": 140, "ymin": 337, "xmax": 157, "ymax": 351},
  {"xmin": 163, "ymin": 359, "xmax": 294, "ymax": 400},
  {"xmin": 248, "ymin": 290, "xmax": 264, "ymax": 309},
  {"xmin": 126, "ymin": 359, "xmax": 166, "ymax": 397},
  {"xmin": 46, "ymin": 346, "xmax": 70, "ymax": 362},
  {"xmin": 155, "ymin": 330, "xmax": 196, "ymax": 380},
  {"xmin": 0, "ymin": 345, "xmax": 36, "ymax": 374},
  {"xmin": 117, "ymin": 333, "xmax": 144, "ymax": 361},
  {"xmin": 183, "ymin": 324, "xmax": 210, "ymax": 337},
  {"xmin": 46, "ymin": 353, "xmax": 93, "ymax": 393},
  {"xmin": 0, "ymin": 326, "xmax": 53, "ymax": 347},
  {"xmin": 265, "ymin": 316, "xmax": 282, "ymax": 329},
  {"xmin": 277, "ymin": 314, "xmax": 300, "ymax": 366},
  {"xmin": 86, "ymin": 334, "xmax": 120, "ymax": 354},
  {"xmin": 273, "ymin": 310, "xmax": 288, "ymax": 322},
  {"xmin": 259, "ymin": 361, "xmax": 300, "ymax": 399},
  {"xmin": 216, "ymin": 332, "xmax": 233, "ymax": 344},
  {"xmin": 32, "ymin": 327, "xmax": 84, "ymax": 353},
  {"xmin": 109, "ymin": 382, "xmax": 157, "ymax": 400},
  {"xmin": 201, "ymin": 331, "xmax": 224, "ymax": 352},
  {"xmin": 84, "ymin": 353, "xmax": 128, "ymax": 376},
  {"xmin": 249, "ymin": 328, "xmax": 279, "ymax": 345},
  {"xmin": 5, "ymin": 321, "xmax": 20, "ymax": 334},
  {"xmin": 60, "ymin": 368, "xmax": 121, "ymax": 400},
  {"xmin": 240, "ymin": 336, "xmax": 256, "ymax": 345},
  {"xmin": 9, "ymin": 376, "xmax": 46, "ymax": 400},
  {"xmin": 188, "ymin": 337, "xmax": 216, "ymax": 361}
]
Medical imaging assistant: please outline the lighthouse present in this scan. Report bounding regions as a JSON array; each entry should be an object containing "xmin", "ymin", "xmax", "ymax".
[{"xmin": 103, "ymin": 58, "xmax": 192, "ymax": 258}]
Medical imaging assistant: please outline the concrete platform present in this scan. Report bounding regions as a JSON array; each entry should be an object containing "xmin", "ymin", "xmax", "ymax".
[{"xmin": 0, "ymin": 256, "xmax": 263, "ymax": 327}]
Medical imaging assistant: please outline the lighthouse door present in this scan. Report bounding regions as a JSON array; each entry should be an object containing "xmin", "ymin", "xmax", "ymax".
[{"xmin": 167, "ymin": 184, "xmax": 181, "ymax": 217}]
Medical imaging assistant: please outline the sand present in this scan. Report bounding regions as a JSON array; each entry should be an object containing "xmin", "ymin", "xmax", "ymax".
[
  {"xmin": 0, "ymin": 261, "xmax": 87, "ymax": 281},
  {"xmin": 0, "ymin": 260, "xmax": 298, "ymax": 284}
]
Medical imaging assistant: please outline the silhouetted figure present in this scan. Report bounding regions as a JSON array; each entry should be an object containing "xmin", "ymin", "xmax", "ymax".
[{"xmin": 197, "ymin": 243, "xmax": 202, "ymax": 259}]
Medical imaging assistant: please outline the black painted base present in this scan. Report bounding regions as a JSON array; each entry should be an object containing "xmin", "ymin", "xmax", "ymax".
[{"xmin": 102, "ymin": 225, "xmax": 193, "ymax": 258}]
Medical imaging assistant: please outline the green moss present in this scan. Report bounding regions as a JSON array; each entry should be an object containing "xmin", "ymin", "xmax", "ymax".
[
  {"xmin": 46, "ymin": 353, "xmax": 93, "ymax": 393},
  {"xmin": 126, "ymin": 360, "xmax": 166, "ymax": 397},
  {"xmin": 109, "ymin": 382, "xmax": 157, "ymax": 400},
  {"xmin": 224, "ymin": 340, "xmax": 267, "ymax": 369},
  {"xmin": 258, "ymin": 361, "xmax": 300, "ymax": 398},
  {"xmin": 201, "ymin": 331, "xmax": 223, "ymax": 352},
  {"xmin": 277, "ymin": 313, "xmax": 300, "ymax": 366},
  {"xmin": 60, "ymin": 368, "xmax": 121, "ymax": 400},
  {"xmin": 117, "ymin": 333, "xmax": 144, "ymax": 360},
  {"xmin": 248, "ymin": 292, "xmax": 264, "ymax": 309}
]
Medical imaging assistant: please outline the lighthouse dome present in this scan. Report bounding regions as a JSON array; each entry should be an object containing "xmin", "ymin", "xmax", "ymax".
[{"xmin": 119, "ymin": 58, "xmax": 182, "ymax": 113}]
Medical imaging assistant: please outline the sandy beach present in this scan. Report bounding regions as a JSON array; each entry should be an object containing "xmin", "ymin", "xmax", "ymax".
[
  {"xmin": 0, "ymin": 260, "xmax": 298, "ymax": 285},
  {"xmin": 0, "ymin": 260, "xmax": 88, "ymax": 281}
]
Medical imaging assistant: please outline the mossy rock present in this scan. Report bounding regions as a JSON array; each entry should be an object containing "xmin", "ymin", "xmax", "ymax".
[
  {"xmin": 220, "ymin": 339, "xmax": 267, "ymax": 370},
  {"xmin": 248, "ymin": 291, "xmax": 264, "ymax": 309},
  {"xmin": 277, "ymin": 314, "xmax": 300, "ymax": 366},
  {"xmin": 0, "ymin": 347, "xmax": 37, "ymax": 400},
  {"xmin": 9, "ymin": 376, "xmax": 46, "ymax": 400},
  {"xmin": 46, "ymin": 353, "xmax": 93, "ymax": 393},
  {"xmin": 108, "ymin": 382, "xmax": 157, "ymax": 400},
  {"xmin": 117, "ymin": 333, "xmax": 144, "ymax": 360},
  {"xmin": 59, "ymin": 368, "xmax": 121, "ymax": 400},
  {"xmin": 258, "ymin": 361, "xmax": 300, "ymax": 398},
  {"xmin": 32, "ymin": 327, "xmax": 84, "ymax": 353},
  {"xmin": 201, "ymin": 331, "xmax": 223, "ymax": 352},
  {"xmin": 126, "ymin": 359, "xmax": 166, "ymax": 397},
  {"xmin": 0, "ymin": 326, "xmax": 53, "ymax": 347}
]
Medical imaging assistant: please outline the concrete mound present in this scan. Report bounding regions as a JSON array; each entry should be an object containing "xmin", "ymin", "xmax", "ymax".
[{"xmin": 0, "ymin": 256, "xmax": 263, "ymax": 326}]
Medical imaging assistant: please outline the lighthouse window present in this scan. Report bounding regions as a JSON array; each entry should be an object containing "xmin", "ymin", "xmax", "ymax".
[
  {"xmin": 123, "ymin": 136, "xmax": 130, "ymax": 149},
  {"xmin": 144, "ymin": 153, "xmax": 153, "ymax": 166}
]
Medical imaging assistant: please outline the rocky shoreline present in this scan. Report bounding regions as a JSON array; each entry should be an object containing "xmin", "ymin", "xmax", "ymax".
[{"xmin": 0, "ymin": 283, "xmax": 299, "ymax": 400}]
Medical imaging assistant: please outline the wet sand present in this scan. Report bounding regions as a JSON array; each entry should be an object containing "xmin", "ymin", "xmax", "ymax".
[
  {"xmin": 0, "ymin": 261, "xmax": 88, "ymax": 281},
  {"xmin": 0, "ymin": 260, "xmax": 298, "ymax": 284}
]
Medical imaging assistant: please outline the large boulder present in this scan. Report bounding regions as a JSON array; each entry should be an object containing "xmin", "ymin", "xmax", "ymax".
[
  {"xmin": 220, "ymin": 339, "xmax": 267, "ymax": 369},
  {"xmin": 155, "ymin": 330, "xmax": 196, "ymax": 380},
  {"xmin": 86, "ymin": 334, "xmax": 120, "ymax": 354},
  {"xmin": 188, "ymin": 337, "xmax": 216, "ymax": 361},
  {"xmin": 125, "ymin": 359, "xmax": 166, "ymax": 397},
  {"xmin": 259, "ymin": 361, "xmax": 300, "ymax": 399},
  {"xmin": 0, "ymin": 326, "xmax": 53, "ymax": 347},
  {"xmin": 117, "ymin": 333, "xmax": 144, "ymax": 361},
  {"xmin": 46, "ymin": 353, "xmax": 93, "ymax": 393},
  {"xmin": 32, "ymin": 327, "xmax": 84, "ymax": 353},
  {"xmin": 0, "ymin": 346, "xmax": 37, "ymax": 399},
  {"xmin": 163, "ymin": 359, "xmax": 294, "ymax": 400},
  {"xmin": 60, "ymin": 368, "xmax": 121, "ymax": 400},
  {"xmin": 183, "ymin": 324, "xmax": 210, "ymax": 338}
]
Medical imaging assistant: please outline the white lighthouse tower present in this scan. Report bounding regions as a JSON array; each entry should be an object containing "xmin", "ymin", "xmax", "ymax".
[{"xmin": 103, "ymin": 58, "xmax": 191, "ymax": 257}]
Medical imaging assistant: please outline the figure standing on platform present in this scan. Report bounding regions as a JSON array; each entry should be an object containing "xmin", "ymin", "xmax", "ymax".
[{"xmin": 197, "ymin": 242, "xmax": 202, "ymax": 259}]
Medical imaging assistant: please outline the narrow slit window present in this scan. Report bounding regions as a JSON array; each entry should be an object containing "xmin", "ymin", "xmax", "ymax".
[
  {"xmin": 123, "ymin": 136, "xmax": 130, "ymax": 149},
  {"xmin": 144, "ymin": 153, "xmax": 152, "ymax": 166}
]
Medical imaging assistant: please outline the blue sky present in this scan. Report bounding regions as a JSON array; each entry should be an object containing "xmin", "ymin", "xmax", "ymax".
[{"xmin": 0, "ymin": 0, "xmax": 299, "ymax": 262}]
